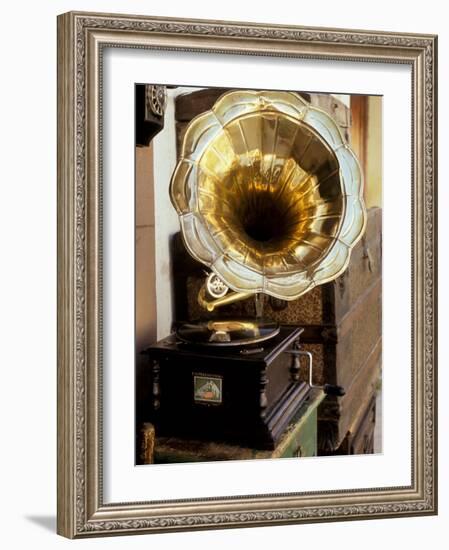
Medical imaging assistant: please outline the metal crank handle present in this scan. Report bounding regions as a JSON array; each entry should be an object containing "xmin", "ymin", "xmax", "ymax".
[{"xmin": 285, "ymin": 350, "xmax": 345, "ymax": 396}]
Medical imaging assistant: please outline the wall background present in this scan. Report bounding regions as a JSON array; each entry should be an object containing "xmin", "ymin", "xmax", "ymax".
[{"xmin": 0, "ymin": 1, "xmax": 445, "ymax": 549}]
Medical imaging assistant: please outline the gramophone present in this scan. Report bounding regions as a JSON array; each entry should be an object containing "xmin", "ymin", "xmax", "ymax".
[{"xmin": 143, "ymin": 90, "xmax": 366, "ymax": 450}]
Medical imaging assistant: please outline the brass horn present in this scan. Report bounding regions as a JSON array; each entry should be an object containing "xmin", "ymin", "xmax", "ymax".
[{"xmin": 170, "ymin": 90, "xmax": 366, "ymax": 311}]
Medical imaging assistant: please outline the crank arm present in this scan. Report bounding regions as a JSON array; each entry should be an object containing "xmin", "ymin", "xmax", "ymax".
[{"xmin": 285, "ymin": 349, "xmax": 345, "ymax": 396}]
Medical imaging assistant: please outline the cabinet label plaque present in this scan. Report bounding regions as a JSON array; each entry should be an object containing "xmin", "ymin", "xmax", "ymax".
[{"xmin": 193, "ymin": 374, "xmax": 223, "ymax": 404}]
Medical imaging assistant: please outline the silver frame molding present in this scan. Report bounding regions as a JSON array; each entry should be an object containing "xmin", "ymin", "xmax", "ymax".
[{"xmin": 57, "ymin": 11, "xmax": 438, "ymax": 538}]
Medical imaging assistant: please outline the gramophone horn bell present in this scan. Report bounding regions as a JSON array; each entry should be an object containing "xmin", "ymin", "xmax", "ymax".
[{"xmin": 170, "ymin": 90, "xmax": 366, "ymax": 301}]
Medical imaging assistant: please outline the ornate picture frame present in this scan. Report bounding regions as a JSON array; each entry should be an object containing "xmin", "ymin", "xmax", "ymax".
[{"xmin": 57, "ymin": 11, "xmax": 437, "ymax": 538}]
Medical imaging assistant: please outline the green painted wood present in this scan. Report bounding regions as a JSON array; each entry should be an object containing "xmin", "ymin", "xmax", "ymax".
[{"xmin": 277, "ymin": 408, "xmax": 318, "ymax": 458}]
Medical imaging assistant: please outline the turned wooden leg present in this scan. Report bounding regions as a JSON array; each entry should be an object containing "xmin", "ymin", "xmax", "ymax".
[
  {"xmin": 290, "ymin": 337, "xmax": 301, "ymax": 383},
  {"xmin": 152, "ymin": 359, "xmax": 161, "ymax": 411}
]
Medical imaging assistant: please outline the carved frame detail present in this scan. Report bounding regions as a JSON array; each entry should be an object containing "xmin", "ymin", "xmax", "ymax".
[{"xmin": 57, "ymin": 11, "xmax": 437, "ymax": 538}]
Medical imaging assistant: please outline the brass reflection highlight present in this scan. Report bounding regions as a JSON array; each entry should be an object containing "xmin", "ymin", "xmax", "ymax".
[{"xmin": 170, "ymin": 90, "xmax": 366, "ymax": 301}]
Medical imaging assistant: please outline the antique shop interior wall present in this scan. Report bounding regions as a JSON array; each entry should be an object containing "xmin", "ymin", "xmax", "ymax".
[
  {"xmin": 365, "ymin": 97, "xmax": 382, "ymax": 208},
  {"xmin": 135, "ymin": 89, "xmax": 180, "ymax": 426}
]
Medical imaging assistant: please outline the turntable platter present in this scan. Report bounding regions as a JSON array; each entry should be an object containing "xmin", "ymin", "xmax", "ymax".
[{"xmin": 176, "ymin": 319, "xmax": 280, "ymax": 347}]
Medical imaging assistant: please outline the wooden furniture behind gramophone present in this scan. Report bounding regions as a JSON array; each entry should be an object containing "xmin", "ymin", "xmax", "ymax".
[{"xmin": 171, "ymin": 88, "xmax": 382, "ymax": 456}]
